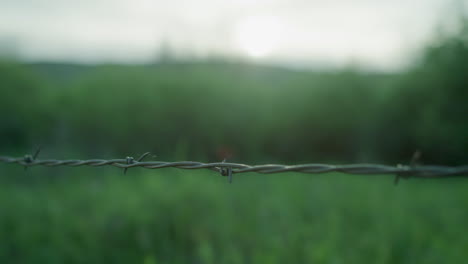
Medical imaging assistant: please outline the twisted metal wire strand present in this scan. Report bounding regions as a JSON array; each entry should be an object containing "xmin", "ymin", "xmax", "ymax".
[{"xmin": 1, "ymin": 155, "xmax": 468, "ymax": 180}]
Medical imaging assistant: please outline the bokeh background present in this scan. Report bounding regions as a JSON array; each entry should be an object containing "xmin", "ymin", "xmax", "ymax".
[{"xmin": 1, "ymin": 0, "xmax": 468, "ymax": 263}]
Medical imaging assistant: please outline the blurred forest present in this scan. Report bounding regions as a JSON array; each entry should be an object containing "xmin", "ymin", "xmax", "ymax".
[
  {"xmin": 1, "ymin": 20, "xmax": 467, "ymax": 165},
  {"xmin": 0, "ymin": 15, "xmax": 468, "ymax": 264}
]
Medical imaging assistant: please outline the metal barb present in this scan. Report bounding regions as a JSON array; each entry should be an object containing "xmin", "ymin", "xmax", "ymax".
[
  {"xmin": 124, "ymin": 157, "xmax": 134, "ymax": 174},
  {"xmin": 219, "ymin": 159, "xmax": 233, "ymax": 183},
  {"xmin": 394, "ymin": 164, "xmax": 413, "ymax": 185},
  {"xmin": 1, "ymin": 153, "xmax": 468, "ymax": 182},
  {"xmin": 137, "ymin": 152, "xmax": 151, "ymax": 162},
  {"xmin": 394, "ymin": 150, "xmax": 422, "ymax": 185},
  {"xmin": 33, "ymin": 146, "xmax": 42, "ymax": 160},
  {"xmin": 23, "ymin": 146, "xmax": 41, "ymax": 171},
  {"xmin": 124, "ymin": 152, "xmax": 151, "ymax": 174}
]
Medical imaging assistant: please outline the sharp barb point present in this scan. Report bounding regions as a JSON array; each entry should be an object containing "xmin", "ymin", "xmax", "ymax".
[{"xmin": 138, "ymin": 152, "xmax": 151, "ymax": 162}]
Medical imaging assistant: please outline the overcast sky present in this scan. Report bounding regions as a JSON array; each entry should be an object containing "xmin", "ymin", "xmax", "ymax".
[{"xmin": 0, "ymin": 0, "xmax": 465, "ymax": 69}]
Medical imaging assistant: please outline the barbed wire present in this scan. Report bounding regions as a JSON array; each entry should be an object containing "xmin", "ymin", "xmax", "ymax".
[{"xmin": 1, "ymin": 150, "xmax": 468, "ymax": 184}]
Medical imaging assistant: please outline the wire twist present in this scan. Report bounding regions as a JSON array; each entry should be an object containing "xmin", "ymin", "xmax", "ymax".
[{"xmin": 1, "ymin": 154, "xmax": 468, "ymax": 183}]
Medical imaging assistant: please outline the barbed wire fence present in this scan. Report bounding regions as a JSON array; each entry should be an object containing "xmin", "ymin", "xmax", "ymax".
[{"xmin": 1, "ymin": 148, "xmax": 468, "ymax": 184}]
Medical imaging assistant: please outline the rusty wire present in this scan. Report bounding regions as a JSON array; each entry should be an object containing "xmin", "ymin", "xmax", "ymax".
[{"xmin": 1, "ymin": 151, "xmax": 468, "ymax": 184}]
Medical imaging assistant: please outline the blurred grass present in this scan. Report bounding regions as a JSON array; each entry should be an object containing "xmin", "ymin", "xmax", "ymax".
[
  {"xmin": 0, "ymin": 16, "xmax": 467, "ymax": 264},
  {"xmin": 1, "ymin": 166, "xmax": 467, "ymax": 263}
]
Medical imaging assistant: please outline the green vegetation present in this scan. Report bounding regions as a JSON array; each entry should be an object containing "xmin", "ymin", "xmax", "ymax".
[
  {"xmin": 2, "ymin": 22, "xmax": 468, "ymax": 164},
  {"xmin": 1, "ymin": 168, "xmax": 468, "ymax": 264},
  {"xmin": 0, "ymin": 19, "xmax": 467, "ymax": 263}
]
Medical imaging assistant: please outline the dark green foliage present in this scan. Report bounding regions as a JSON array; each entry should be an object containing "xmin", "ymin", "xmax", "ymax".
[
  {"xmin": 379, "ymin": 22, "xmax": 468, "ymax": 164},
  {"xmin": 2, "ymin": 22, "xmax": 467, "ymax": 163},
  {"xmin": 2, "ymin": 42, "xmax": 467, "ymax": 163},
  {"xmin": 3, "ymin": 61, "xmax": 395, "ymax": 162},
  {"xmin": 0, "ymin": 20, "xmax": 467, "ymax": 264}
]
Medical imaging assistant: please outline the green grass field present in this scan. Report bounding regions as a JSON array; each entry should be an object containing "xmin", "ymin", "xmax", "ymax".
[
  {"xmin": 1, "ymin": 166, "xmax": 467, "ymax": 264},
  {"xmin": 1, "ymin": 17, "xmax": 467, "ymax": 264}
]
